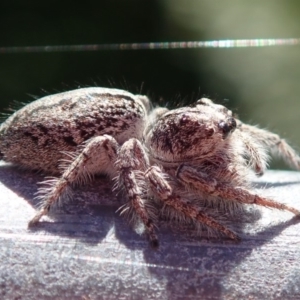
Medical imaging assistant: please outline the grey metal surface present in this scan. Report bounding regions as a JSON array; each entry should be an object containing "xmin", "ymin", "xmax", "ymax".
[{"xmin": 0, "ymin": 161, "xmax": 300, "ymax": 300}]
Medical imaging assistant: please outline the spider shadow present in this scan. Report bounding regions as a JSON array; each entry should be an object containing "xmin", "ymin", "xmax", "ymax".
[
  {"xmin": 139, "ymin": 215, "xmax": 300, "ymax": 299},
  {"xmin": 1, "ymin": 163, "xmax": 300, "ymax": 299}
]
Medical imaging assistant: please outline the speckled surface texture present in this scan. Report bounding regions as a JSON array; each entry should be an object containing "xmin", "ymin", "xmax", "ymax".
[{"xmin": 0, "ymin": 161, "xmax": 300, "ymax": 300}]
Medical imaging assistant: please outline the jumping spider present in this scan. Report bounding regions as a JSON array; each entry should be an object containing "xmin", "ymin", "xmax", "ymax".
[{"xmin": 0, "ymin": 87, "xmax": 299, "ymax": 247}]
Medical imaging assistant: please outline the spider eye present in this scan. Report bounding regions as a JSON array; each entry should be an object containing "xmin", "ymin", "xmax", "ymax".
[{"xmin": 218, "ymin": 117, "xmax": 236, "ymax": 137}]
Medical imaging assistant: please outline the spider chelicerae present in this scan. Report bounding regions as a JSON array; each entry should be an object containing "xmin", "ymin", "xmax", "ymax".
[{"xmin": 0, "ymin": 87, "xmax": 299, "ymax": 247}]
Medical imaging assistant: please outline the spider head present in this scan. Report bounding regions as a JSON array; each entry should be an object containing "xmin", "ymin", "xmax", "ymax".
[
  {"xmin": 196, "ymin": 98, "xmax": 237, "ymax": 138},
  {"xmin": 144, "ymin": 98, "xmax": 237, "ymax": 163}
]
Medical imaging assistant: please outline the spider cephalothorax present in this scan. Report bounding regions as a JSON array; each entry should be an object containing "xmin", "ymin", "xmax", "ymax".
[{"xmin": 0, "ymin": 87, "xmax": 299, "ymax": 248}]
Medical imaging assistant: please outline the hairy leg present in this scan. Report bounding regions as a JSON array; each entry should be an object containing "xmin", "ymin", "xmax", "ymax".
[
  {"xmin": 28, "ymin": 135, "xmax": 119, "ymax": 226},
  {"xmin": 235, "ymin": 122, "xmax": 268, "ymax": 176},
  {"xmin": 145, "ymin": 165, "xmax": 240, "ymax": 240},
  {"xmin": 177, "ymin": 165, "xmax": 300, "ymax": 215},
  {"xmin": 239, "ymin": 122, "xmax": 300, "ymax": 171},
  {"xmin": 117, "ymin": 138, "xmax": 159, "ymax": 248}
]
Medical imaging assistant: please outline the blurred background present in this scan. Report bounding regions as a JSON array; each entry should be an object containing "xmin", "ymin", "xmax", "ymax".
[{"xmin": 1, "ymin": 0, "xmax": 300, "ymax": 169}]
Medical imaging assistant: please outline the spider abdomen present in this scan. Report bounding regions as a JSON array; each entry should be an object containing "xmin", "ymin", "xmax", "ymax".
[{"xmin": 0, "ymin": 87, "xmax": 150, "ymax": 173}]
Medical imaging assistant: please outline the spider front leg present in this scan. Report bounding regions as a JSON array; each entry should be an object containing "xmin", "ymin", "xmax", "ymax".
[
  {"xmin": 117, "ymin": 139, "xmax": 159, "ymax": 248},
  {"xmin": 177, "ymin": 165, "xmax": 300, "ymax": 216},
  {"xmin": 28, "ymin": 135, "xmax": 119, "ymax": 226},
  {"xmin": 145, "ymin": 166, "xmax": 240, "ymax": 240},
  {"xmin": 239, "ymin": 122, "xmax": 300, "ymax": 172}
]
